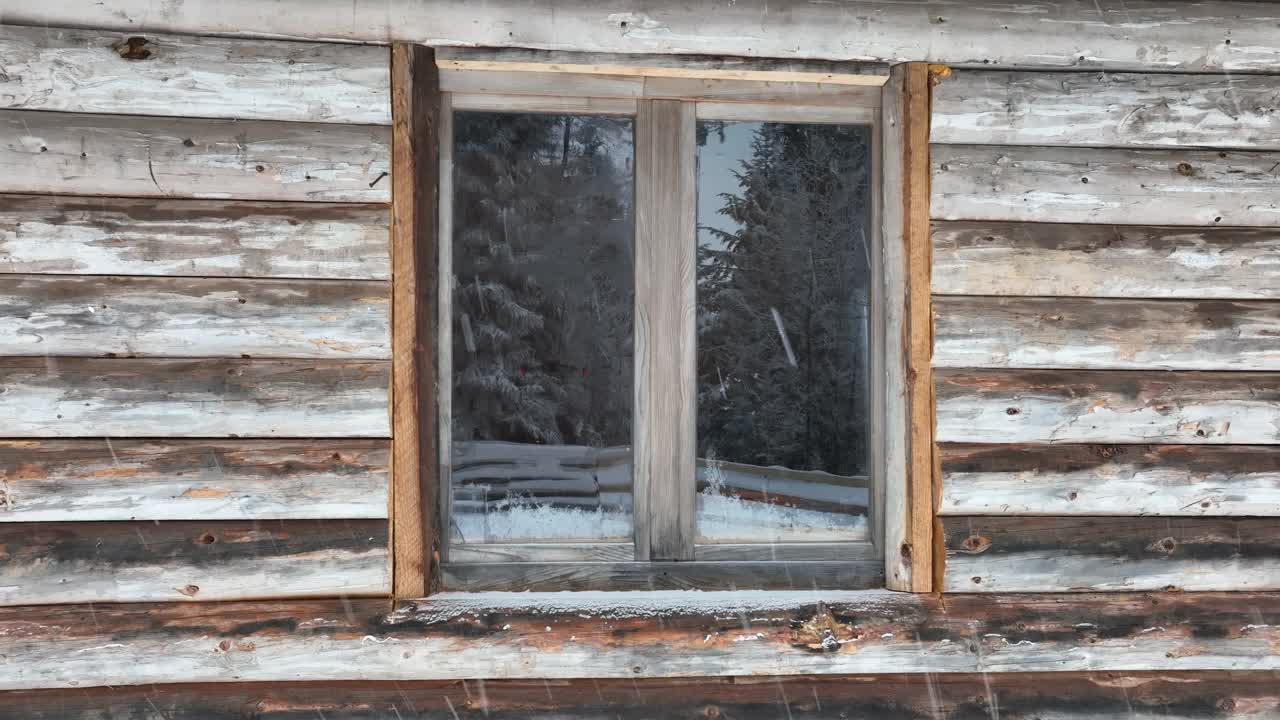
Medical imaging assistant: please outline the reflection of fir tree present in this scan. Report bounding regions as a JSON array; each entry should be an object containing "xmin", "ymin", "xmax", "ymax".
[
  {"xmin": 697, "ymin": 123, "xmax": 871, "ymax": 476},
  {"xmin": 452, "ymin": 113, "xmax": 633, "ymax": 447}
]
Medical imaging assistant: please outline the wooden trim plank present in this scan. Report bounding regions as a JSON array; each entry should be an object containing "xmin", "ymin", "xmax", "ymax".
[
  {"xmin": 0, "ymin": 357, "xmax": 390, "ymax": 437},
  {"xmin": 449, "ymin": 93, "xmax": 637, "ymax": 115},
  {"xmin": 0, "ymin": 25, "xmax": 391, "ymax": 124},
  {"xmin": 936, "ymin": 368, "xmax": 1280, "ymax": 444},
  {"xmin": 0, "ymin": 109, "xmax": 391, "ymax": 202},
  {"xmin": 0, "ymin": 439, "xmax": 389, "ymax": 522},
  {"xmin": 931, "ymin": 221, "xmax": 1280, "ymax": 300},
  {"xmin": 0, "ymin": 519, "xmax": 388, "ymax": 605},
  {"xmin": 939, "ymin": 443, "xmax": 1280, "ymax": 517},
  {"xmin": 694, "ymin": 102, "xmax": 878, "ymax": 124},
  {"xmin": 442, "ymin": 560, "xmax": 885, "ymax": 591},
  {"xmin": 436, "ymin": 94, "xmax": 455, "ymax": 562}
]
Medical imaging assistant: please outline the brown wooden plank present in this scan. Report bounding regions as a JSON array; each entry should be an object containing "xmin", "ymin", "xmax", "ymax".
[
  {"xmin": 0, "ymin": 439, "xmax": 389, "ymax": 522},
  {"xmin": 442, "ymin": 560, "xmax": 884, "ymax": 591},
  {"xmin": 0, "ymin": 519, "xmax": 388, "ymax": 605},
  {"xmin": 0, "ymin": 357, "xmax": 390, "ymax": 437},
  {"xmin": 0, "ymin": 194, "xmax": 390, "ymax": 279},
  {"xmin": 0, "ymin": 274, "xmax": 390, "ymax": 359},
  {"xmin": 931, "ymin": 221, "xmax": 1280, "ymax": 299},
  {"xmin": 931, "ymin": 144, "xmax": 1280, "ymax": 226},
  {"xmin": 934, "ymin": 296, "xmax": 1280, "ymax": 371},
  {"xmin": 936, "ymin": 368, "xmax": 1280, "ymax": 444},
  {"xmin": 3, "ymin": 672, "xmax": 1277, "ymax": 719},
  {"xmin": 0, "ymin": 109, "xmax": 390, "ymax": 202},
  {"xmin": 2, "ymin": 591, "xmax": 1279, "ymax": 688},
  {"xmin": 942, "ymin": 516, "xmax": 1280, "ymax": 592}
]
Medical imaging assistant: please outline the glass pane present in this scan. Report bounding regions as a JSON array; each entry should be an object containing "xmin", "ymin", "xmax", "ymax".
[
  {"xmin": 450, "ymin": 111, "xmax": 634, "ymax": 544},
  {"xmin": 695, "ymin": 120, "xmax": 872, "ymax": 544}
]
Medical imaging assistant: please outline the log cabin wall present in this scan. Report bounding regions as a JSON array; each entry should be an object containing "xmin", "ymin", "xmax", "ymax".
[
  {"xmin": 0, "ymin": 25, "xmax": 394, "ymax": 604},
  {"xmin": 930, "ymin": 69, "xmax": 1280, "ymax": 592}
]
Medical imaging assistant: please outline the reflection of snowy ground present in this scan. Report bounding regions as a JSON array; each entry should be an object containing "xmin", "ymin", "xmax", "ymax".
[
  {"xmin": 697, "ymin": 492, "xmax": 869, "ymax": 543},
  {"xmin": 452, "ymin": 504, "xmax": 632, "ymax": 543}
]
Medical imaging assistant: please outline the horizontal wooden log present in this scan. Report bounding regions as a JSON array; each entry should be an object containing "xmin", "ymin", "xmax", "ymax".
[
  {"xmin": 943, "ymin": 516, "xmax": 1280, "ymax": 592},
  {"xmin": 0, "ymin": 194, "xmax": 390, "ymax": 279},
  {"xmin": 933, "ymin": 296, "xmax": 1280, "ymax": 371},
  {"xmin": 0, "ymin": 519, "xmax": 388, "ymax": 605},
  {"xmin": 0, "ymin": 439, "xmax": 388, "ymax": 521},
  {"xmin": 0, "ymin": 357, "xmax": 390, "ymax": 437},
  {"xmin": 940, "ymin": 443, "xmax": 1280, "ymax": 517},
  {"xmin": 932, "ymin": 221, "xmax": 1280, "ymax": 299},
  {"xmin": 0, "ymin": 109, "xmax": 390, "ymax": 202},
  {"xmin": 2, "ymin": 591, "xmax": 1278, "ymax": 688},
  {"xmin": 935, "ymin": 369, "xmax": 1280, "ymax": 444},
  {"xmin": 0, "ymin": 25, "xmax": 390, "ymax": 124},
  {"xmin": 0, "ymin": 274, "xmax": 390, "ymax": 358},
  {"xmin": 2, "ymin": 672, "xmax": 1277, "ymax": 719},
  {"xmin": 5, "ymin": 1, "xmax": 1280, "ymax": 72},
  {"xmin": 931, "ymin": 145, "xmax": 1280, "ymax": 226},
  {"xmin": 442, "ymin": 560, "xmax": 884, "ymax": 591},
  {"xmin": 932, "ymin": 70, "xmax": 1280, "ymax": 149}
]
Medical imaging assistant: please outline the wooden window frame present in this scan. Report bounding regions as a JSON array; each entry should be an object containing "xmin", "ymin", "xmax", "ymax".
[{"xmin": 389, "ymin": 47, "xmax": 934, "ymax": 595}]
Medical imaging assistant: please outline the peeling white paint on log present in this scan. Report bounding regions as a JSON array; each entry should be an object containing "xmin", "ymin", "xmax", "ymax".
[
  {"xmin": 0, "ymin": 110, "xmax": 391, "ymax": 202},
  {"xmin": 933, "ymin": 296, "xmax": 1280, "ymax": 371},
  {"xmin": 932, "ymin": 221, "xmax": 1280, "ymax": 299},
  {"xmin": 0, "ymin": 194, "xmax": 390, "ymax": 279},
  {"xmin": 0, "ymin": 274, "xmax": 390, "ymax": 359},
  {"xmin": 0, "ymin": 358, "xmax": 390, "ymax": 437},
  {"xmin": 0, "ymin": 25, "xmax": 390, "ymax": 124},
  {"xmin": 931, "ymin": 145, "xmax": 1280, "ymax": 226},
  {"xmin": 932, "ymin": 70, "xmax": 1280, "ymax": 149}
]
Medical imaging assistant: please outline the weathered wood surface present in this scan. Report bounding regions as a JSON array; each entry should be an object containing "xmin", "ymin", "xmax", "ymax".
[
  {"xmin": 934, "ymin": 296, "xmax": 1280, "ymax": 371},
  {"xmin": 3, "ymin": 672, "xmax": 1277, "ymax": 719},
  {"xmin": 940, "ymin": 443, "xmax": 1280, "ymax": 517},
  {"xmin": 936, "ymin": 369, "xmax": 1280, "ymax": 444},
  {"xmin": 0, "ymin": 357, "xmax": 390, "ymax": 437},
  {"xmin": 0, "ymin": 439, "xmax": 388, "ymax": 522},
  {"xmin": 931, "ymin": 145, "xmax": 1280, "ymax": 226},
  {"xmin": 442, "ymin": 560, "xmax": 884, "ymax": 591},
  {"xmin": 0, "ymin": 109, "xmax": 391, "ymax": 202},
  {"xmin": 932, "ymin": 70, "xmax": 1280, "ymax": 149},
  {"xmin": 2, "ymin": 591, "xmax": 1278, "ymax": 688},
  {"xmin": 0, "ymin": 274, "xmax": 390, "ymax": 358},
  {"xmin": 943, "ymin": 516, "xmax": 1280, "ymax": 592},
  {"xmin": 932, "ymin": 221, "xmax": 1280, "ymax": 299},
  {"xmin": 0, "ymin": 519, "xmax": 388, "ymax": 605},
  {"xmin": 0, "ymin": 194, "xmax": 390, "ymax": 279},
  {"xmin": 0, "ymin": 25, "xmax": 390, "ymax": 124},
  {"xmin": 7, "ymin": 0, "xmax": 1280, "ymax": 72}
]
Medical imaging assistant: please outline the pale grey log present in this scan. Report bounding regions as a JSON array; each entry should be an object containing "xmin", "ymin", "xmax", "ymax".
[
  {"xmin": 0, "ymin": 358, "xmax": 391, "ymax": 437},
  {"xmin": 0, "ymin": 25, "xmax": 390, "ymax": 124},
  {"xmin": 931, "ymin": 221, "xmax": 1280, "ymax": 300},
  {"xmin": 5, "ymin": 1, "xmax": 1280, "ymax": 72},
  {"xmin": 0, "ymin": 109, "xmax": 390, "ymax": 202},
  {"xmin": 633, "ymin": 99, "xmax": 696, "ymax": 561},
  {"xmin": 932, "ymin": 70, "xmax": 1280, "ymax": 149},
  {"xmin": 933, "ymin": 296, "xmax": 1280, "ymax": 371},
  {"xmin": 0, "ymin": 275, "xmax": 390, "ymax": 359},
  {"xmin": 0, "ymin": 194, "xmax": 390, "ymax": 279},
  {"xmin": 931, "ymin": 145, "xmax": 1280, "ymax": 226}
]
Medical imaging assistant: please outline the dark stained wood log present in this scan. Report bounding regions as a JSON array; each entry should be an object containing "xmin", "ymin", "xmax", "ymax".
[
  {"xmin": 940, "ymin": 443, "xmax": 1280, "ymax": 517},
  {"xmin": 2, "ymin": 591, "xmax": 1278, "ymax": 687},
  {"xmin": 0, "ymin": 109, "xmax": 390, "ymax": 202},
  {"xmin": 0, "ymin": 274, "xmax": 390, "ymax": 359},
  {"xmin": 935, "ymin": 369, "xmax": 1280, "ymax": 444},
  {"xmin": 0, "ymin": 194, "xmax": 390, "ymax": 279},
  {"xmin": 442, "ymin": 559, "xmax": 884, "ymax": 591},
  {"xmin": 0, "ymin": 439, "xmax": 389, "ymax": 522},
  {"xmin": 0, "ymin": 25, "xmax": 390, "ymax": 124},
  {"xmin": 942, "ymin": 516, "xmax": 1280, "ymax": 592},
  {"xmin": 931, "ymin": 221, "xmax": 1280, "ymax": 299},
  {"xmin": 933, "ymin": 296, "xmax": 1280, "ymax": 371},
  {"xmin": 931, "ymin": 145, "xmax": 1280, "ymax": 226},
  {"xmin": 0, "ymin": 519, "xmax": 388, "ymax": 605},
  {"xmin": 0, "ymin": 357, "xmax": 390, "ymax": 437},
  {"xmin": 932, "ymin": 70, "xmax": 1280, "ymax": 149},
  {"xmin": 2, "ymin": 672, "xmax": 1277, "ymax": 719}
]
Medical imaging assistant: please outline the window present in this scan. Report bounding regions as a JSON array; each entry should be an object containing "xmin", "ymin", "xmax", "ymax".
[{"xmin": 426, "ymin": 55, "xmax": 911, "ymax": 591}]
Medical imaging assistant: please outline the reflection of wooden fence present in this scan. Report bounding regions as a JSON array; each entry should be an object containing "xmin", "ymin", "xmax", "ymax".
[{"xmin": 451, "ymin": 442, "xmax": 868, "ymax": 515}]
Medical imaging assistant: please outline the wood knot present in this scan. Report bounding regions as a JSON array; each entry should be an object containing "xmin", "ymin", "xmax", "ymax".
[
  {"xmin": 176, "ymin": 584, "xmax": 200, "ymax": 596},
  {"xmin": 113, "ymin": 36, "xmax": 152, "ymax": 60},
  {"xmin": 928, "ymin": 64, "xmax": 952, "ymax": 86},
  {"xmin": 791, "ymin": 605, "xmax": 850, "ymax": 652},
  {"xmin": 703, "ymin": 705, "xmax": 722, "ymax": 718},
  {"xmin": 1176, "ymin": 162, "xmax": 1196, "ymax": 177},
  {"xmin": 1149, "ymin": 537, "xmax": 1178, "ymax": 554},
  {"xmin": 959, "ymin": 535, "xmax": 991, "ymax": 554}
]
